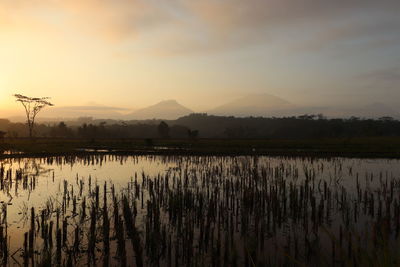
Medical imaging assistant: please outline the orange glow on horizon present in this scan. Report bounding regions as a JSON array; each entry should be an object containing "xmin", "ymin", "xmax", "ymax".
[{"xmin": 0, "ymin": 0, "xmax": 398, "ymax": 117}]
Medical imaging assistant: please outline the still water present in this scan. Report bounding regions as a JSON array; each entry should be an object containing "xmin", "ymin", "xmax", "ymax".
[{"xmin": 0, "ymin": 155, "xmax": 399, "ymax": 266}]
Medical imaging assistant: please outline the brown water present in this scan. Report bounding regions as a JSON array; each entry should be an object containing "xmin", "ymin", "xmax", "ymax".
[{"xmin": 0, "ymin": 155, "xmax": 399, "ymax": 266}]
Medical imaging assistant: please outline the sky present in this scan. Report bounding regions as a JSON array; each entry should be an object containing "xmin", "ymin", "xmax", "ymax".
[{"xmin": 1, "ymin": 0, "xmax": 400, "ymax": 116}]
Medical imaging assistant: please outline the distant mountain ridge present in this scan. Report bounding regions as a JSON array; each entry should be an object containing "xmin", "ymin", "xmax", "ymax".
[
  {"xmin": 329, "ymin": 102, "xmax": 400, "ymax": 118},
  {"xmin": 207, "ymin": 94, "xmax": 400, "ymax": 119},
  {"xmin": 207, "ymin": 94, "xmax": 296, "ymax": 117},
  {"xmin": 124, "ymin": 100, "xmax": 193, "ymax": 120},
  {"xmin": 5, "ymin": 94, "xmax": 400, "ymax": 122}
]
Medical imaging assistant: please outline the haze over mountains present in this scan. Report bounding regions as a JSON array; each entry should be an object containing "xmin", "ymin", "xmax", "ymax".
[
  {"xmin": 123, "ymin": 100, "xmax": 193, "ymax": 120},
  {"xmin": 208, "ymin": 94, "xmax": 296, "ymax": 117},
  {"xmin": 207, "ymin": 94, "xmax": 400, "ymax": 119},
  {"xmin": 43, "ymin": 105, "xmax": 128, "ymax": 119},
  {"xmin": 8, "ymin": 105, "xmax": 130, "ymax": 122},
  {"xmin": 6, "ymin": 94, "xmax": 400, "ymax": 122}
]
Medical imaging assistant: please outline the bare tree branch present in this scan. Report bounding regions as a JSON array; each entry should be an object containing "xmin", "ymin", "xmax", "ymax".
[{"xmin": 13, "ymin": 94, "xmax": 54, "ymax": 138}]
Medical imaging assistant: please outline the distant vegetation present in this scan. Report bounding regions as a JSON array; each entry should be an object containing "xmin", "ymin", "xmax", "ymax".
[{"xmin": 1, "ymin": 113, "xmax": 400, "ymax": 140}]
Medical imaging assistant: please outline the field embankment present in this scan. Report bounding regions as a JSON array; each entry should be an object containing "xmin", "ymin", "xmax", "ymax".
[{"xmin": 1, "ymin": 137, "xmax": 400, "ymax": 158}]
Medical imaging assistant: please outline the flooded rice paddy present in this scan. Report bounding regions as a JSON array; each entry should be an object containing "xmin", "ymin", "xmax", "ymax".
[{"xmin": 0, "ymin": 155, "xmax": 400, "ymax": 266}]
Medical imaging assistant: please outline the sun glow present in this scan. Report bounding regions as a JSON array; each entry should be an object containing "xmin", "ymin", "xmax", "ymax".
[{"xmin": 0, "ymin": 0, "xmax": 398, "ymax": 116}]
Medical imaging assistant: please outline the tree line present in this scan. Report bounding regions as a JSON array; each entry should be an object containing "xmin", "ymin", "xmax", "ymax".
[
  {"xmin": 0, "ymin": 119, "xmax": 197, "ymax": 139},
  {"xmin": 6, "ymin": 94, "xmax": 400, "ymax": 140},
  {"xmin": 1, "ymin": 113, "xmax": 400, "ymax": 139}
]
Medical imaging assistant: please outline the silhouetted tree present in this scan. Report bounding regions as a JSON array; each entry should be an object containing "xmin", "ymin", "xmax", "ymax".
[
  {"xmin": 157, "ymin": 121, "xmax": 170, "ymax": 138},
  {"xmin": 169, "ymin": 125, "xmax": 190, "ymax": 138},
  {"xmin": 187, "ymin": 129, "xmax": 199, "ymax": 139},
  {"xmin": 13, "ymin": 94, "xmax": 54, "ymax": 138},
  {"xmin": 379, "ymin": 116, "xmax": 394, "ymax": 121},
  {"xmin": 2, "ymin": 112, "xmax": 400, "ymax": 139},
  {"xmin": 50, "ymin": 122, "xmax": 73, "ymax": 138},
  {"xmin": 0, "ymin": 131, "xmax": 5, "ymax": 142}
]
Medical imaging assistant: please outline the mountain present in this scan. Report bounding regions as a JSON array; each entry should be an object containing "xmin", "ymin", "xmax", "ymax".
[
  {"xmin": 323, "ymin": 102, "xmax": 400, "ymax": 119},
  {"xmin": 7, "ymin": 96, "xmax": 398, "ymax": 122},
  {"xmin": 125, "ymin": 100, "xmax": 193, "ymax": 120},
  {"xmin": 207, "ymin": 94, "xmax": 400, "ymax": 119},
  {"xmin": 207, "ymin": 94, "xmax": 296, "ymax": 117}
]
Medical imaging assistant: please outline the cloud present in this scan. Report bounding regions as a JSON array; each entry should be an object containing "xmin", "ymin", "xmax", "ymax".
[
  {"xmin": 152, "ymin": 0, "xmax": 400, "ymax": 55},
  {"xmin": 1, "ymin": 0, "xmax": 400, "ymax": 53},
  {"xmin": 0, "ymin": 0, "xmax": 169, "ymax": 41},
  {"xmin": 355, "ymin": 66, "xmax": 400, "ymax": 99},
  {"xmin": 293, "ymin": 18, "xmax": 400, "ymax": 52},
  {"xmin": 360, "ymin": 66, "xmax": 400, "ymax": 84}
]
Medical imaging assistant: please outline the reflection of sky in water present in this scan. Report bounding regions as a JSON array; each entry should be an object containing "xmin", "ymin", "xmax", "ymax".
[
  {"xmin": 0, "ymin": 155, "xmax": 180, "ymax": 257},
  {"xmin": 0, "ymin": 155, "xmax": 399, "ymax": 264}
]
